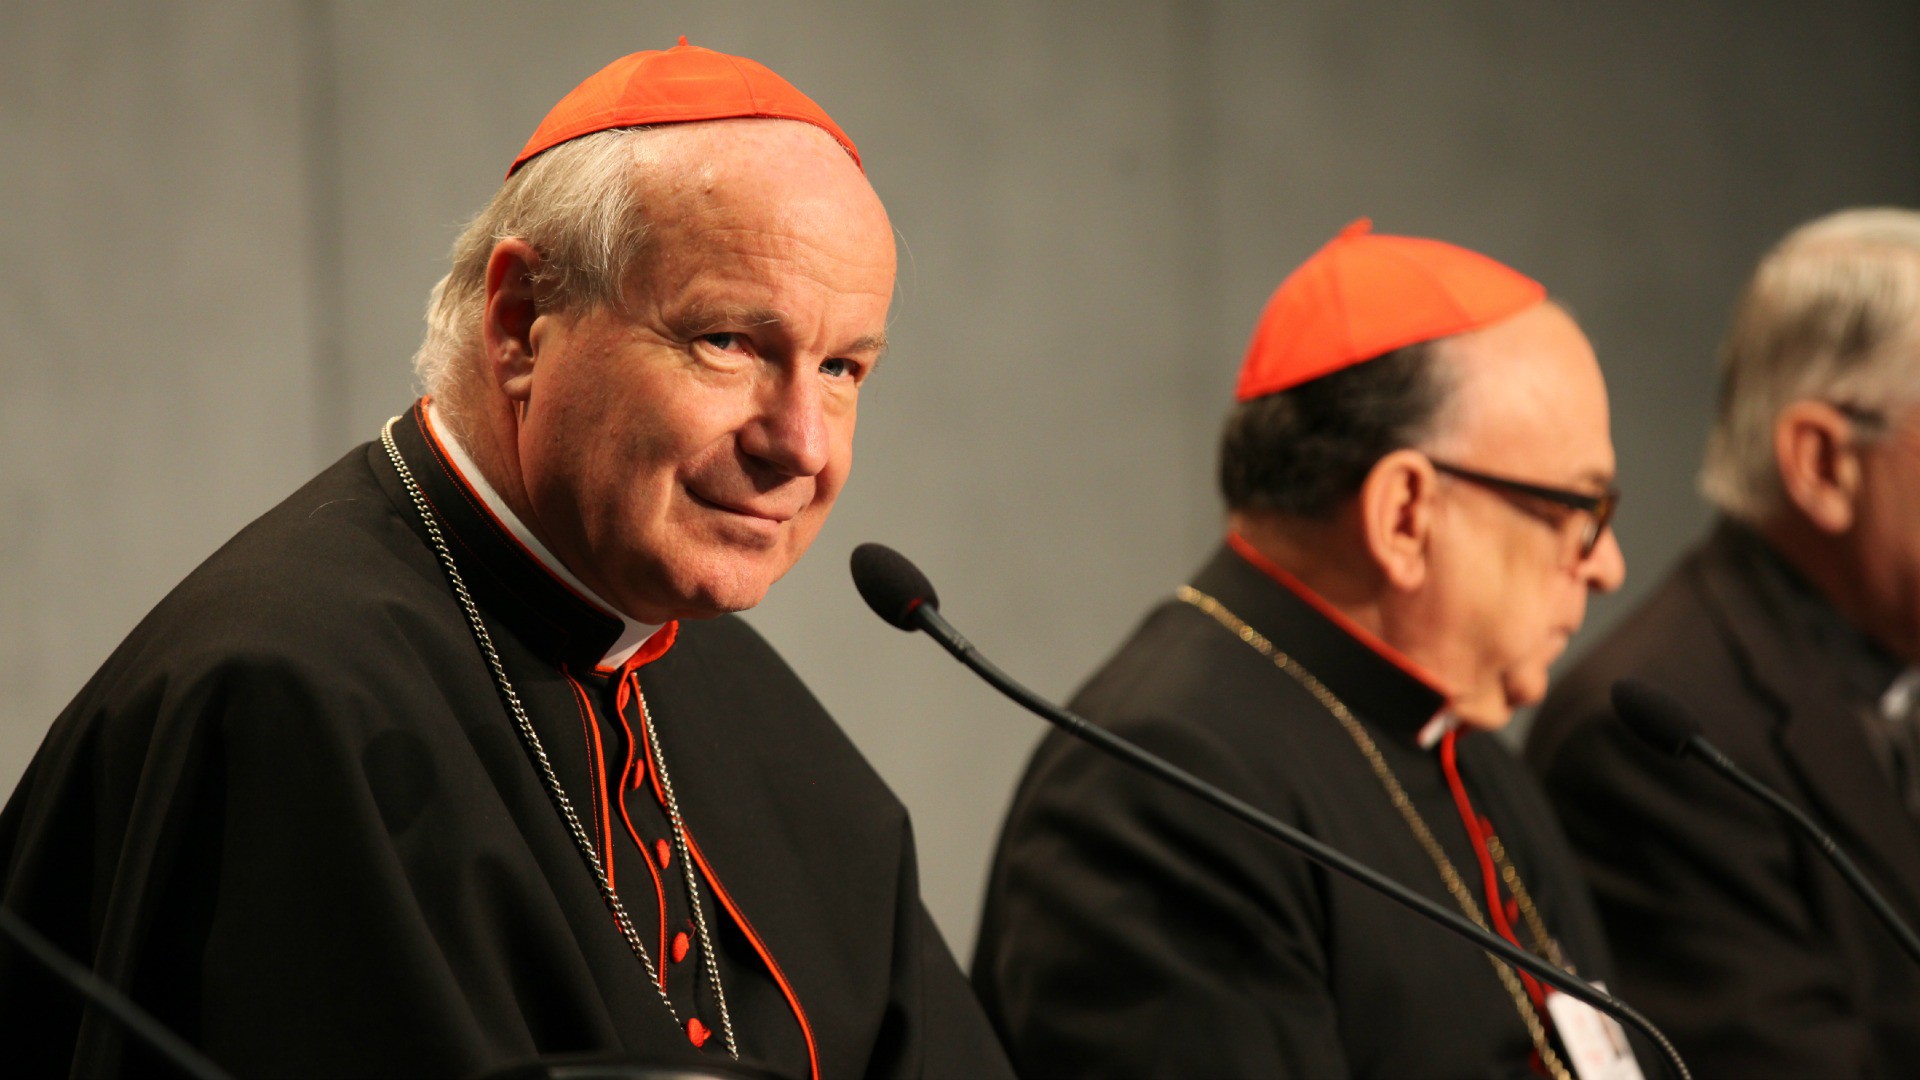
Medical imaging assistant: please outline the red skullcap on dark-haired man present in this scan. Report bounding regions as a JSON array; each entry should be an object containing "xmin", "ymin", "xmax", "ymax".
[{"xmin": 977, "ymin": 220, "xmax": 1642, "ymax": 1079}]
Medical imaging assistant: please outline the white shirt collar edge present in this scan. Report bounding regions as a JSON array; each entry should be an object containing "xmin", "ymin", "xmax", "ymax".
[{"xmin": 422, "ymin": 402, "xmax": 661, "ymax": 669}]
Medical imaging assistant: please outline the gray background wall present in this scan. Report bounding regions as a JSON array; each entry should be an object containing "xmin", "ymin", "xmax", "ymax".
[{"xmin": 6, "ymin": 0, "xmax": 1918, "ymax": 959}]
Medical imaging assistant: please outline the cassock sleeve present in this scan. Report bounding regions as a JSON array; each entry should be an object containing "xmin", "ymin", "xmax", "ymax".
[
  {"xmin": 1532, "ymin": 707, "xmax": 1877, "ymax": 1077},
  {"xmin": 866, "ymin": 820, "xmax": 1016, "ymax": 1080},
  {"xmin": 975, "ymin": 713, "xmax": 1349, "ymax": 1079}
]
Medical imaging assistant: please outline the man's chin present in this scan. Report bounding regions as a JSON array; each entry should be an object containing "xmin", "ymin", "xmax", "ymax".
[
  {"xmin": 659, "ymin": 580, "xmax": 773, "ymax": 621},
  {"xmin": 1491, "ymin": 672, "xmax": 1554, "ymax": 723},
  {"xmin": 1454, "ymin": 702, "xmax": 1517, "ymax": 732},
  {"xmin": 595, "ymin": 567, "xmax": 768, "ymax": 624},
  {"xmin": 1452, "ymin": 680, "xmax": 1535, "ymax": 731},
  {"xmin": 663, "ymin": 553, "xmax": 797, "ymax": 620}
]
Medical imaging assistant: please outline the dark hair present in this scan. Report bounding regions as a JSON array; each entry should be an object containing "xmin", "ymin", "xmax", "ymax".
[{"xmin": 1218, "ymin": 341, "xmax": 1451, "ymax": 519}]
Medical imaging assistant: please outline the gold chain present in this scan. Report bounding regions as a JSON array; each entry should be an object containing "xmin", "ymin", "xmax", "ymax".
[
  {"xmin": 1177, "ymin": 585, "xmax": 1571, "ymax": 1080},
  {"xmin": 1489, "ymin": 834, "xmax": 1568, "ymax": 969}
]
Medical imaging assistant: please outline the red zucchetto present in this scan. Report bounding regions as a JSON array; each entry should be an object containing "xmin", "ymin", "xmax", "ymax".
[
  {"xmin": 509, "ymin": 38, "xmax": 860, "ymax": 178},
  {"xmin": 1235, "ymin": 219, "xmax": 1544, "ymax": 401}
]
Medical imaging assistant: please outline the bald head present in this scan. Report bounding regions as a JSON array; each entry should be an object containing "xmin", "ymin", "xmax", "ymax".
[{"xmin": 1424, "ymin": 302, "xmax": 1612, "ymax": 481}]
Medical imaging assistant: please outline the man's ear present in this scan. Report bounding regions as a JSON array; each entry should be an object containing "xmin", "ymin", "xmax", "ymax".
[
  {"xmin": 1774, "ymin": 400, "xmax": 1862, "ymax": 534},
  {"xmin": 1360, "ymin": 448, "xmax": 1439, "ymax": 592},
  {"xmin": 482, "ymin": 238, "xmax": 544, "ymax": 403}
]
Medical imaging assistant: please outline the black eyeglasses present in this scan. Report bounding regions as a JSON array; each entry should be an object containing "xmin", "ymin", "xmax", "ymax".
[{"xmin": 1428, "ymin": 459, "xmax": 1620, "ymax": 559}]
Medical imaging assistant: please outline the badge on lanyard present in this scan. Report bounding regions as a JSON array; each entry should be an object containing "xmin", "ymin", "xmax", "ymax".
[{"xmin": 1544, "ymin": 985, "xmax": 1645, "ymax": 1080}]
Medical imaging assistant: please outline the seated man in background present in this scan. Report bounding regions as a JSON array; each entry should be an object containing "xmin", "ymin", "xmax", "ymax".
[
  {"xmin": 975, "ymin": 220, "xmax": 1638, "ymax": 1078},
  {"xmin": 1528, "ymin": 208, "xmax": 1920, "ymax": 1077},
  {"xmin": 0, "ymin": 43, "xmax": 1012, "ymax": 1080}
]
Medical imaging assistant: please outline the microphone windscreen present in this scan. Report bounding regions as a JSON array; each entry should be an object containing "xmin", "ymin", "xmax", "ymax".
[
  {"xmin": 1610, "ymin": 678, "xmax": 1703, "ymax": 758},
  {"xmin": 850, "ymin": 543, "xmax": 940, "ymax": 631}
]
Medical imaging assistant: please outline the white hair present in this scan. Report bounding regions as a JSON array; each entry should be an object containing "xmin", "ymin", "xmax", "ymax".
[
  {"xmin": 1701, "ymin": 207, "xmax": 1920, "ymax": 523},
  {"xmin": 411, "ymin": 128, "xmax": 680, "ymax": 427}
]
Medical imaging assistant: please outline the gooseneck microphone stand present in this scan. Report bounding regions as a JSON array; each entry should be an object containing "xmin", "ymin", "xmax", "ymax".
[{"xmin": 851, "ymin": 542, "xmax": 1691, "ymax": 1080}]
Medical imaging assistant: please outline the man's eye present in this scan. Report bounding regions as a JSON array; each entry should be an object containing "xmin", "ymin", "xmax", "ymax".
[
  {"xmin": 702, "ymin": 332, "xmax": 745, "ymax": 352},
  {"xmin": 821, "ymin": 358, "xmax": 858, "ymax": 379}
]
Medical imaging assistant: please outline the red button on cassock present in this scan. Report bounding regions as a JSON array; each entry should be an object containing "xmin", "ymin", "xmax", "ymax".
[
  {"xmin": 656, "ymin": 839, "xmax": 672, "ymax": 869},
  {"xmin": 687, "ymin": 1017, "xmax": 710, "ymax": 1047},
  {"xmin": 672, "ymin": 931, "xmax": 691, "ymax": 963}
]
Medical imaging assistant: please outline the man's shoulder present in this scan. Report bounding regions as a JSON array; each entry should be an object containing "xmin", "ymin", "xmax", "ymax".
[
  {"xmin": 1071, "ymin": 596, "xmax": 1312, "ymax": 726},
  {"xmin": 1030, "ymin": 596, "xmax": 1335, "ymax": 806},
  {"xmin": 92, "ymin": 444, "xmax": 457, "ymax": 697}
]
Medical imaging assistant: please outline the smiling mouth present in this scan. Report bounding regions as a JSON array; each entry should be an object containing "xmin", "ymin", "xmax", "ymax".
[{"xmin": 687, "ymin": 489, "xmax": 792, "ymax": 524}]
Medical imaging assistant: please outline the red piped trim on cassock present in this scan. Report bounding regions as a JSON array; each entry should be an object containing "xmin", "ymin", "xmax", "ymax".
[
  {"xmin": 682, "ymin": 831, "xmax": 820, "ymax": 1080},
  {"xmin": 598, "ymin": 618, "xmax": 679, "ymax": 676},
  {"xmin": 1440, "ymin": 728, "xmax": 1551, "ymax": 1016},
  {"xmin": 562, "ymin": 670, "xmax": 616, "ymax": 889},
  {"xmin": 611, "ymin": 659, "xmax": 678, "ymax": 985}
]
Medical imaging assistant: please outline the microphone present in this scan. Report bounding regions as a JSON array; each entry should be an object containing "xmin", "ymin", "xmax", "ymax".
[
  {"xmin": 1610, "ymin": 678, "xmax": 1920, "ymax": 966},
  {"xmin": 852, "ymin": 543, "xmax": 1690, "ymax": 1080}
]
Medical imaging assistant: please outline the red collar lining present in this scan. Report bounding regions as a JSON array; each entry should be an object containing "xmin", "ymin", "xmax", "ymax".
[{"xmin": 1225, "ymin": 530, "xmax": 1451, "ymax": 700}]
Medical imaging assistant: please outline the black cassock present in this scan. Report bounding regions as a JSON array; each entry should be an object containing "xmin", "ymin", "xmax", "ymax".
[
  {"xmin": 1529, "ymin": 520, "xmax": 1920, "ymax": 1078},
  {"xmin": 973, "ymin": 540, "xmax": 1629, "ymax": 1079},
  {"xmin": 0, "ymin": 401, "xmax": 1011, "ymax": 1080}
]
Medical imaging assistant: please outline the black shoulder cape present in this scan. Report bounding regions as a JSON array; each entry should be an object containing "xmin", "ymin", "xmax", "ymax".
[
  {"xmin": 0, "ymin": 402, "xmax": 1011, "ymax": 1080},
  {"xmin": 974, "ymin": 542, "xmax": 1624, "ymax": 1079},
  {"xmin": 1529, "ymin": 519, "xmax": 1920, "ymax": 1077}
]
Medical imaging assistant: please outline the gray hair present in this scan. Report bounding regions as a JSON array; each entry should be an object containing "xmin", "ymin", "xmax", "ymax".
[
  {"xmin": 1701, "ymin": 208, "xmax": 1920, "ymax": 523},
  {"xmin": 412, "ymin": 128, "xmax": 682, "ymax": 424}
]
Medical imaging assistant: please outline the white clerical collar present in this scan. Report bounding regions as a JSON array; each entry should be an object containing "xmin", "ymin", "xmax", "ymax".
[
  {"xmin": 425, "ymin": 401, "xmax": 662, "ymax": 669},
  {"xmin": 1883, "ymin": 669, "xmax": 1920, "ymax": 723},
  {"xmin": 1417, "ymin": 711, "xmax": 1461, "ymax": 750}
]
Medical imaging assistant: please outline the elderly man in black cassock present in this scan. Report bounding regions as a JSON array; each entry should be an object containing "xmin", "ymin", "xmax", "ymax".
[
  {"xmin": 975, "ymin": 221, "xmax": 1644, "ymax": 1079},
  {"xmin": 1530, "ymin": 208, "xmax": 1920, "ymax": 1078},
  {"xmin": 0, "ymin": 43, "xmax": 1013, "ymax": 1080}
]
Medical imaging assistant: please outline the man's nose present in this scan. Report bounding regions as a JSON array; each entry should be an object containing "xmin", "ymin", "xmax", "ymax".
[
  {"xmin": 1582, "ymin": 528, "xmax": 1627, "ymax": 594},
  {"xmin": 740, "ymin": 369, "xmax": 831, "ymax": 478}
]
